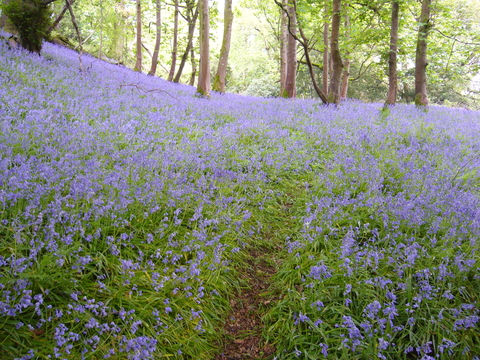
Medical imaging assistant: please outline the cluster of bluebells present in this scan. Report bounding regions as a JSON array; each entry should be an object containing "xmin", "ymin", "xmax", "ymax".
[
  {"xmin": 1, "ymin": 33, "xmax": 480, "ymax": 359},
  {"xmin": 268, "ymin": 101, "xmax": 480, "ymax": 357},
  {"xmin": 0, "ymin": 38, "xmax": 292, "ymax": 358}
]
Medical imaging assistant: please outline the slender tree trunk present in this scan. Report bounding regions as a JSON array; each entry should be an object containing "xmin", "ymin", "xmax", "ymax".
[
  {"xmin": 174, "ymin": 0, "xmax": 198, "ymax": 83},
  {"xmin": 134, "ymin": 0, "xmax": 142, "ymax": 72},
  {"xmin": 414, "ymin": 0, "xmax": 431, "ymax": 107},
  {"xmin": 113, "ymin": 0, "xmax": 126, "ymax": 63},
  {"xmin": 340, "ymin": 2, "xmax": 350, "ymax": 99},
  {"xmin": 148, "ymin": 0, "xmax": 162, "ymax": 76},
  {"xmin": 279, "ymin": 0, "xmax": 288, "ymax": 96},
  {"xmin": 298, "ymin": 26, "xmax": 329, "ymax": 103},
  {"xmin": 328, "ymin": 0, "xmax": 343, "ymax": 104},
  {"xmin": 340, "ymin": 59, "xmax": 350, "ymax": 99},
  {"xmin": 99, "ymin": 1, "xmax": 103, "ymax": 58},
  {"xmin": 212, "ymin": 0, "xmax": 234, "ymax": 93},
  {"xmin": 189, "ymin": 47, "xmax": 197, "ymax": 86},
  {"xmin": 168, "ymin": 0, "xmax": 179, "ymax": 81},
  {"xmin": 284, "ymin": 0, "xmax": 297, "ymax": 98},
  {"xmin": 65, "ymin": 0, "xmax": 83, "ymax": 71},
  {"xmin": 48, "ymin": 0, "xmax": 76, "ymax": 32},
  {"xmin": 385, "ymin": 0, "xmax": 399, "ymax": 106},
  {"xmin": 275, "ymin": 0, "xmax": 328, "ymax": 103},
  {"xmin": 196, "ymin": 0, "xmax": 210, "ymax": 97},
  {"xmin": 322, "ymin": 3, "xmax": 329, "ymax": 95}
]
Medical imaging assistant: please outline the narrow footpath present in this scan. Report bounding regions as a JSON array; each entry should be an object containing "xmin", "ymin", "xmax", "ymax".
[
  {"xmin": 215, "ymin": 245, "xmax": 280, "ymax": 360},
  {"xmin": 215, "ymin": 180, "xmax": 303, "ymax": 360}
]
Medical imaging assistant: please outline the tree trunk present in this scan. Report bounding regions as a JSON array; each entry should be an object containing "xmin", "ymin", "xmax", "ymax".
[
  {"xmin": 212, "ymin": 0, "xmax": 234, "ymax": 93},
  {"xmin": 148, "ymin": 0, "xmax": 162, "ymax": 76},
  {"xmin": 168, "ymin": 0, "xmax": 179, "ymax": 81},
  {"xmin": 298, "ymin": 25, "xmax": 329, "ymax": 103},
  {"xmin": 275, "ymin": 0, "xmax": 328, "ymax": 103},
  {"xmin": 196, "ymin": 0, "xmax": 210, "ymax": 97},
  {"xmin": 340, "ymin": 58, "xmax": 350, "ymax": 99},
  {"xmin": 414, "ymin": 0, "xmax": 431, "ymax": 107},
  {"xmin": 284, "ymin": 0, "xmax": 297, "ymax": 98},
  {"xmin": 99, "ymin": 1, "xmax": 103, "ymax": 58},
  {"xmin": 385, "ymin": 0, "xmax": 399, "ymax": 106},
  {"xmin": 174, "ymin": 0, "xmax": 198, "ymax": 83},
  {"xmin": 322, "ymin": 3, "xmax": 329, "ymax": 95},
  {"xmin": 65, "ymin": 0, "xmax": 83, "ymax": 70},
  {"xmin": 328, "ymin": 0, "xmax": 343, "ymax": 105},
  {"xmin": 340, "ymin": 2, "xmax": 350, "ymax": 99},
  {"xmin": 113, "ymin": 0, "xmax": 126, "ymax": 63},
  {"xmin": 48, "ymin": 0, "xmax": 76, "ymax": 32},
  {"xmin": 134, "ymin": 0, "xmax": 142, "ymax": 72},
  {"xmin": 189, "ymin": 47, "xmax": 197, "ymax": 86},
  {"xmin": 279, "ymin": 0, "xmax": 288, "ymax": 96}
]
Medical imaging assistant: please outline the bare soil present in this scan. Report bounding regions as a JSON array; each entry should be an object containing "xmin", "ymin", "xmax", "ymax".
[{"xmin": 215, "ymin": 246, "xmax": 280, "ymax": 360}]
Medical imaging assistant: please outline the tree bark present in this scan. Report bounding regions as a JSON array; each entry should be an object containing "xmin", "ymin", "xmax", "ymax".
[
  {"xmin": 196, "ymin": 0, "xmax": 210, "ymax": 97},
  {"xmin": 340, "ymin": 58, "xmax": 350, "ymax": 99},
  {"xmin": 328, "ymin": 0, "xmax": 343, "ymax": 105},
  {"xmin": 174, "ymin": 0, "xmax": 198, "ymax": 83},
  {"xmin": 279, "ymin": 0, "xmax": 288, "ymax": 96},
  {"xmin": 148, "ymin": 0, "xmax": 162, "ymax": 76},
  {"xmin": 322, "ymin": 3, "xmax": 329, "ymax": 96},
  {"xmin": 113, "ymin": 0, "xmax": 126, "ymax": 63},
  {"xmin": 189, "ymin": 46, "xmax": 197, "ymax": 86},
  {"xmin": 134, "ymin": 0, "xmax": 142, "ymax": 72},
  {"xmin": 414, "ymin": 0, "xmax": 431, "ymax": 107},
  {"xmin": 385, "ymin": 0, "xmax": 399, "ymax": 106},
  {"xmin": 284, "ymin": 0, "xmax": 297, "ymax": 98},
  {"xmin": 168, "ymin": 0, "xmax": 179, "ymax": 81},
  {"xmin": 340, "ymin": 1, "xmax": 350, "ymax": 99},
  {"xmin": 212, "ymin": 0, "xmax": 234, "ymax": 93}
]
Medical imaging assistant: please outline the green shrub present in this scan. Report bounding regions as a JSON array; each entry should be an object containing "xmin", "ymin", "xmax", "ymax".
[{"xmin": 2, "ymin": 0, "xmax": 52, "ymax": 53}]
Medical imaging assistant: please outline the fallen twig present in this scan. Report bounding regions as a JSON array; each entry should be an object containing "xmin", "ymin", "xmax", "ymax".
[{"xmin": 120, "ymin": 83, "xmax": 179, "ymax": 100}]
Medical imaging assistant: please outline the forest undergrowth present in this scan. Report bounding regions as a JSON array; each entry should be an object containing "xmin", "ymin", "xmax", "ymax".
[{"xmin": 0, "ymin": 37, "xmax": 479, "ymax": 360}]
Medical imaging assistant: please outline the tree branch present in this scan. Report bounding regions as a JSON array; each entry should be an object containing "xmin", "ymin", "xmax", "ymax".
[
  {"xmin": 65, "ymin": 0, "xmax": 83, "ymax": 72},
  {"xmin": 120, "ymin": 83, "xmax": 179, "ymax": 100},
  {"xmin": 432, "ymin": 28, "xmax": 480, "ymax": 46}
]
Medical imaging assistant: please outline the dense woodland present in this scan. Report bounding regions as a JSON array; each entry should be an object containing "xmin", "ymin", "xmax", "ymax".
[{"xmin": 1, "ymin": 0, "xmax": 480, "ymax": 107}]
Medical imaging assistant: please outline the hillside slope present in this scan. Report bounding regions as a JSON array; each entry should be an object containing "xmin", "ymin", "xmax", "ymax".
[{"xmin": 1, "ymin": 39, "xmax": 479, "ymax": 359}]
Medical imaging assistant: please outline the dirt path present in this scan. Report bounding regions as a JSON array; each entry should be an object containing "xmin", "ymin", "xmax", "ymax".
[{"xmin": 215, "ymin": 246, "xmax": 280, "ymax": 360}]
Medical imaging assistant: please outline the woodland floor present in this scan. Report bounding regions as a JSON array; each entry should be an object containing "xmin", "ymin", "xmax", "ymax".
[
  {"xmin": 215, "ymin": 187, "xmax": 298, "ymax": 360},
  {"xmin": 215, "ymin": 245, "xmax": 281, "ymax": 360}
]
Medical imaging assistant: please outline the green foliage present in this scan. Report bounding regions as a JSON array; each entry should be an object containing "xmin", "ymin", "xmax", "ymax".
[{"xmin": 2, "ymin": 0, "xmax": 52, "ymax": 53}]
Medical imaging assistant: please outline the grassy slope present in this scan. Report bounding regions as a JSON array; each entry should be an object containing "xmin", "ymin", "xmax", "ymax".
[{"xmin": 0, "ymin": 38, "xmax": 479, "ymax": 359}]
